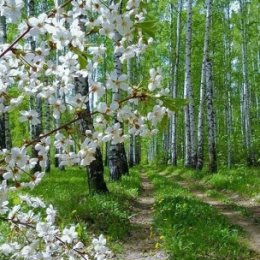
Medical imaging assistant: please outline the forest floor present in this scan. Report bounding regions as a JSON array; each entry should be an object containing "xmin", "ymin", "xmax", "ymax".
[
  {"xmin": 175, "ymin": 178, "xmax": 260, "ymax": 255},
  {"xmin": 114, "ymin": 172, "xmax": 168, "ymax": 260}
]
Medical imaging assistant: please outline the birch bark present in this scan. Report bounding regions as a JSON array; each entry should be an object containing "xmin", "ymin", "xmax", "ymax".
[
  {"xmin": 239, "ymin": 0, "xmax": 253, "ymax": 165},
  {"xmin": 127, "ymin": 58, "xmax": 134, "ymax": 167},
  {"xmin": 0, "ymin": 15, "xmax": 7, "ymax": 149},
  {"xmin": 196, "ymin": 0, "xmax": 212, "ymax": 170},
  {"xmin": 108, "ymin": 31, "xmax": 129, "ymax": 180},
  {"xmin": 27, "ymin": 0, "xmax": 42, "ymax": 172},
  {"xmin": 206, "ymin": 60, "xmax": 217, "ymax": 172},
  {"xmin": 75, "ymin": 77, "xmax": 108, "ymax": 193},
  {"xmin": 184, "ymin": 0, "xmax": 196, "ymax": 168},
  {"xmin": 170, "ymin": 0, "xmax": 183, "ymax": 166},
  {"xmin": 224, "ymin": 2, "xmax": 233, "ymax": 168}
]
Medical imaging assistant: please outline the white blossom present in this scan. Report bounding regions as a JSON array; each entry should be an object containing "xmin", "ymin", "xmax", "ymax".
[
  {"xmin": 19, "ymin": 110, "xmax": 41, "ymax": 125},
  {"xmin": 1, "ymin": 0, "xmax": 24, "ymax": 23}
]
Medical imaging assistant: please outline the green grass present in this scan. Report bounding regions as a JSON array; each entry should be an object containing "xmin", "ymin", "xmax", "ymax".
[
  {"xmin": 147, "ymin": 166, "xmax": 257, "ymax": 260},
  {"xmin": 165, "ymin": 165, "xmax": 260, "ymax": 200},
  {"xmin": 203, "ymin": 167, "xmax": 260, "ymax": 199},
  {"xmin": 21, "ymin": 166, "xmax": 141, "ymax": 241},
  {"xmin": 0, "ymin": 166, "xmax": 141, "ymax": 258}
]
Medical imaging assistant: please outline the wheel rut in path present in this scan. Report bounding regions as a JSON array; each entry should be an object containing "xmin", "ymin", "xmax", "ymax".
[
  {"xmin": 177, "ymin": 180, "xmax": 260, "ymax": 255},
  {"xmin": 115, "ymin": 175, "xmax": 168, "ymax": 260}
]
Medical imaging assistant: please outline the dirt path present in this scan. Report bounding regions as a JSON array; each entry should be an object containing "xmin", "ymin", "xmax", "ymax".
[
  {"xmin": 115, "ymin": 175, "xmax": 168, "ymax": 260},
  {"xmin": 177, "ymin": 180, "xmax": 260, "ymax": 255}
]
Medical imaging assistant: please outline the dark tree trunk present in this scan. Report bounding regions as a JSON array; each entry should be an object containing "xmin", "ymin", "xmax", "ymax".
[
  {"xmin": 0, "ymin": 116, "xmax": 5, "ymax": 149},
  {"xmin": 87, "ymin": 147, "xmax": 109, "ymax": 194},
  {"xmin": 128, "ymin": 134, "xmax": 134, "ymax": 168},
  {"xmin": 76, "ymin": 77, "xmax": 108, "ymax": 194},
  {"xmin": 109, "ymin": 143, "xmax": 129, "ymax": 181},
  {"xmin": 135, "ymin": 136, "xmax": 141, "ymax": 164}
]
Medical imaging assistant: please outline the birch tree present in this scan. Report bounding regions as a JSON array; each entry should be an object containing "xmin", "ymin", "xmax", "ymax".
[
  {"xmin": 205, "ymin": 60, "xmax": 217, "ymax": 172},
  {"xmin": 108, "ymin": 31, "xmax": 129, "ymax": 180},
  {"xmin": 0, "ymin": 15, "xmax": 7, "ymax": 150},
  {"xmin": 0, "ymin": 15, "xmax": 12, "ymax": 150},
  {"xmin": 27, "ymin": 0, "xmax": 43, "ymax": 173},
  {"xmin": 76, "ymin": 76, "xmax": 108, "ymax": 193},
  {"xmin": 184, "ymin": 0, "xmax": 196, "ymax": 168},
  {"xmin": 239, "ymin": 0, "xmax": 253, "ymax": 165},
  {"xmin": 224, "ymin": 1, "xmax": 233, "ymax": 168},
  {"xmin": 170, "ymin": 0, "xmax": 183, "ymax": 166},
  {"xmin": 196, "ymin": 0, "xmax": 212, "ymax": 170}
]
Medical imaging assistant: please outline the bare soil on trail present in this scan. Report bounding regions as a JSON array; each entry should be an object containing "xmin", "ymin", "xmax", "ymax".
[
  {"xmin": 177, "ymin": 180, "xmax": 260, "ymax": 256},
  {"xmin": 114, "ymin": 175, "xmax": 168, "ymax": 260}
]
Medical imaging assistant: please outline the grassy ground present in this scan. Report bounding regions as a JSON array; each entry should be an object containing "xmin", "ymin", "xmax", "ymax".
[
  {"xmin": 2, "ymin": 164, "xmax": 259, "ymax": 259},
  {"xmin": 162, "ymin": 165, "xmax": 260, "ymax": 220},
  {"xmin": 168, "ymin": 166, "xmax": 260, "ymax": 201},
  {"xmin": 1, "ymin": 166, "xmax": 141, "ymax": 256},
  {"xmin": 26, "ymin": 166, "xmax": 141, "ymax": 240},
  {"xmin": 147, "ymin": 166, "xmax": 257, "ymax": 260}
]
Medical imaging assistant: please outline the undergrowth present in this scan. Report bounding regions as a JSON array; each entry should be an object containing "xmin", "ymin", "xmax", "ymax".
[
  {"xmin": 21, "ymin": 166, "xmax": 141, "ymax": 241},
  {"xmin": 147, "ymin": 166, "xmax": 256, "ymax": 260},
  {"xmin": 165, "ymin": 165, "xmax": 260, "ymax": 200}
]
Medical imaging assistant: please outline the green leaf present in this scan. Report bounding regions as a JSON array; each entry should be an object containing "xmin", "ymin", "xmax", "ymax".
[
  {"xmin": 158, "ymin": 114, "xmax": 168, "ymax": 132},
  {"xmin": 158, "ymin": 96, "xmax": 188, "ymax": 111},
  {"xmin": 135, "ymin": 20, "xmax": 158, "ymax": 38},
  {"xmin": 72, "ymin": 48, "xmax": 89, "ymax": 69}
]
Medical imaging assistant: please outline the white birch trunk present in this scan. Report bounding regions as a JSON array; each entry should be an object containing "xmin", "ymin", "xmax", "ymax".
[
  {"xmin": 170, "ymin": 0, "xmax": 183, "ymax": 166},
  {"xmin": 239, "ymin": 0, "xmax": 253, "ymax": 165},
  {"xmin": 108, "ymin": 31, "xmax": 129, "ymax": 180},
  {"xmin": 226, "ymin": 91, "xmax": 232, "ymax": 168},
  {"xmin": 28, "ymin": 0, "xmax": 43, "ymax": 172},
  {"xmin": 54, "ymin": 0, "xmax": 65, "ymax": 170},
  {"xmin": 224, "ymin": 2, "xmax": 233, "ymax": 168},
  {"xmin": 134, "ymin": 56, "xmax": 141, "ymax": 164},
  {"xmin": 196, "ymin": 0, "xmax": 212, "ymax": 170},
  {"xmin": 0, "ymin": 16, "xmax": 7, "ymax": 149},
  {"xmin": 184, "ymin": 0, "xmax": 196, "ymax": 168},
  {"xmin": 127, "ymin": 58, "xmax": 134, "ymax": 167},
  {"xmin": 206, "ymin": 60, "xmax": 217, "ymax": 172},
  {"xmin": 0, "ymin": 15, "xmax": 12, "ymax": 150}
]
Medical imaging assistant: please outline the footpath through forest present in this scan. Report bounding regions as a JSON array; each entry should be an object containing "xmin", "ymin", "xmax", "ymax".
[
  {"xmin": 115, "ymin": 173, "xmax": 168, "ymax": 260},
  {"xmin": 175, "ymin": 178, "xmax": 260, "ymax": 255},
  {"xmin": 114, "ymin": 168, "xmax": 260, "ymax": 260}
]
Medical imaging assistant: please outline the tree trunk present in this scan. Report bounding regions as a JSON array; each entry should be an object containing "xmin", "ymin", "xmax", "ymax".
[
  {"xmin": 170, "ymin": 0, "xmax": 183, "ymax": 166},
  {"xmin": 135, "ymin": 135, "xmax": 141, "ymax": 164},
  {"xmin": 0, "ymin": 15, "xmax": 7, "ymax": 150},
  {"xmin": 196, "ymin": 0, "xmax": 212, "ymax": 170},
  {"xmin": 206, "ymin": 60, "xmax": 217, "ymax": 173},
  {"xmin": 76, "ymin": 77, "xmax": 108, "ymax": 194},
  {"xmin": 45, "ymin": 101, "xmax": 51, "ymax": 172},
  {"xmin": 108, "ymin": 32, "xmax": 129, "ymax": 180},
  {"xmin": 134, "ymin": 56, "xmax": 141, "ymax": 165},
  {"xmin": 127, "ymin": 59, "xmax": 134, "ymax": 167},
  {"xmin": 226, "ymin": 90, "xmax": 232, "ymax": 168},
  {"xmin": 184, "ymin": 0, "xmax": 196, "ymax": 168},
  {"xmin": 239, "ymin": 0, "xmax": 253, "ymax": 165},
  {"xmin": 27, "ymin": 0, "xmax": 42, "ymax": 173},
  {"xmin": 0, "ymin": 15, "xmax": 12, "ymax": 150},
  {"xmin": 224, "ymin": 1, "xmax": 233, "ymax": 168}
]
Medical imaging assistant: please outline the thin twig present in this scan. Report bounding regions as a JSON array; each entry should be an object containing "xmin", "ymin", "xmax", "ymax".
[{"xmin": 0, "ymin": 0, "xmax": 73, "ymax": 59}]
